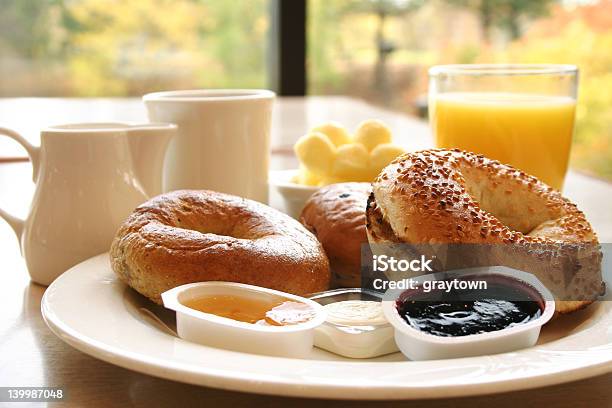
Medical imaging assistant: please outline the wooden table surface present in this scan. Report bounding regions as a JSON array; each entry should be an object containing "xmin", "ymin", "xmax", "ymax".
[{"xmin": 0, "ymin": 97, "xmax": 610, "ymax": 407}]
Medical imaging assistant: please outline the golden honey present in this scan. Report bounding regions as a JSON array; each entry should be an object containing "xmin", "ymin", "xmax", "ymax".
[{"xmin": 182, "ymin": 294, "xmax": 315, "ymax": 326}]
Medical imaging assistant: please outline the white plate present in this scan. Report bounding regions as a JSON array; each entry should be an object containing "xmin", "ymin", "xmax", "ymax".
[{"xmin": 42, "ymin": 253, "xmax": 612, "ymax": 400}]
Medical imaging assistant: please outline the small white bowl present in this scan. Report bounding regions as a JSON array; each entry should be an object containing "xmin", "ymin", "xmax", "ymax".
[
  {"xmin": 269, "ymin": 169, "xmax": 319, "ymax": 218},
  {"xmin": 161, "ymin": 282, "xmax": 327, "ymax": 358},
  {"xmin": 382, "ymin": 267, "xmax": 555, "ymax": 361},
  {"xmin": 309, "ymin": 288, "xmax": 399, "ymax": 359}
]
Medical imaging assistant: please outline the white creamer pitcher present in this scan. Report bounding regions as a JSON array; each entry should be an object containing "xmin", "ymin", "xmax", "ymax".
[{"xmin": 0, "ymin": 122, "xmax": 176, "ymax": 285}]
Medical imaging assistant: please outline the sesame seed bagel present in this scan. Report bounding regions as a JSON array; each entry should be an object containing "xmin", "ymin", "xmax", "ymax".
[
  {"xmin": 111, "ymin": 190, "xmax": 330, "ymax": 304},
  {"xmin": 366, "ymin": 149, "xmax": 604, "ymax": 314}
]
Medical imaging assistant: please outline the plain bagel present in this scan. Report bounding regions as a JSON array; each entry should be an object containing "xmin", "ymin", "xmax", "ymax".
[
  {"xmin": 111, "ymin": 190, "xmax": 330, "ymax": 304},
  {"xmin": 366, "ymin": 149, "xmax": 604, "ymax": 314},
  {"xmin": 300, "ymin": 182, "xmax": 371, "ymax": 287}
]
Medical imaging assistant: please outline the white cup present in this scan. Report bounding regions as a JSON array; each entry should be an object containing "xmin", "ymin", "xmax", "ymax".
[{"xmin": 144, "ymin": 89, "xmax": 275, "ymax": 203}]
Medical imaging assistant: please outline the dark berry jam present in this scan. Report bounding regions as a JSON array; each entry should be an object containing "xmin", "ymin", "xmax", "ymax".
[{"xmin": 396, "ymin": 275, "xmax": 544, "ymax": 337}]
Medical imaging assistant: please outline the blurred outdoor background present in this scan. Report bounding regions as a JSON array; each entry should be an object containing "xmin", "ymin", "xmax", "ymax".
[{"xmin": 0, "ymin": 0, "xmax": 610, "ymax": 179}]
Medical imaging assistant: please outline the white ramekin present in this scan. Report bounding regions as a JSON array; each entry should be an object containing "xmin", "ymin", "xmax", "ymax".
[
  {"xmin": 268, "ymin": 169, "xmax": 320, "ymax": 218},
  {"xmin": 162, "ymin": 282, "xmax": 326, "ymax": 358},
  {"xmin": 382, "ymin": 267, "xmax": 556, "ymax": 361}
]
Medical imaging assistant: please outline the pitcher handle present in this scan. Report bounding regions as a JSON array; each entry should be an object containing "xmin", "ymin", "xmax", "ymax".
[{"xmin": 0, "ymin": 127, "xmax": 40, "ymax": 239}]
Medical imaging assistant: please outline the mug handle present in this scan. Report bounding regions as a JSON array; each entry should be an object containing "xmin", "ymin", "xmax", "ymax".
[{"xmin": 0, "ymin": 127, "xmax": 40, "ymax": 239}]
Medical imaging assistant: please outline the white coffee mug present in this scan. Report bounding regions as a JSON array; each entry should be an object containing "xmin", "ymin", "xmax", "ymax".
[{"xmin": 144, "ymin": 89, "xmax": 275, "ymax": 203}]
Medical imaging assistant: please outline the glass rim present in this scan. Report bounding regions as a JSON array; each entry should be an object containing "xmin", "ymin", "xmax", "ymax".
[{"xmin": 429, "ymin": 64, "xmax": 578, "ymax": 77}]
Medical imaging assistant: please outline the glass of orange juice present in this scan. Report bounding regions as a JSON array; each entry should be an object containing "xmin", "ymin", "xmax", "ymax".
[{"xmin": 429, "ymin": 64, "xmax": 578, "ymax": 190}]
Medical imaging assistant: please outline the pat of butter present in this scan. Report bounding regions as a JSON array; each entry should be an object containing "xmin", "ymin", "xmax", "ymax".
[{"xmin": 324, "ymin": 300, "xmax": 387, "ymax": 326}]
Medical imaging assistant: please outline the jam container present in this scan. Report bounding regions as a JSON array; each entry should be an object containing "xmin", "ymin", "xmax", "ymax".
[
  {"xmin": 162, "ymin": 282, "xmax": 326, "ymax": 358},
  {"xmin": 382, "ymin": 266, "xmax": 555, "ymax": 361},
  {"xmin": 309, "ymin": 288, "xmax": 399, "ymax": 358}
]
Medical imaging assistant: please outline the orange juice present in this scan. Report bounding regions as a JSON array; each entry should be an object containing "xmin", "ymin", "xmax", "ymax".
[{"xmin": 431, "ymin": 92, "xmax": 576, "ymax": 190}]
